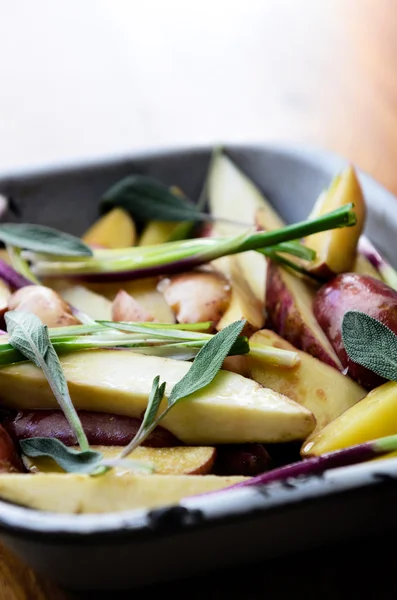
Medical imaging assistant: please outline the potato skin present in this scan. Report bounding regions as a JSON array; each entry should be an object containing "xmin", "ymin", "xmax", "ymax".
[
  {"xmin": 158, "ymin": 269, "xmax": 231, "ymax": 326},
  {"xmin": 2, "ymin": 410, "xmax": 182, "ymax": 448},
  {"xmin": 111, "ymin": 289, "xmax": 154, "ymax": 322},
  {"xmin": 8, "ymin": 285, "xmax": 79, "ymax": 328},
  {"xmin": 0, "ymin": 424, "xmax": 24, "ymax": 472},
  {"xmin": 313, "ymin": 273, "xmax": 397, "ymax": 389},
  {"xmin": 213, "ymin": 443, "xmax": 272, "ymax": 476},
  {"xmin": 266, "ymin": 262, "xmax": 341, "ymax": 369}
]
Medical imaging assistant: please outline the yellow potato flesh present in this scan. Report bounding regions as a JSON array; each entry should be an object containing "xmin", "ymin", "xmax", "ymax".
[
  {"xmin": 82, "ymin": 207, "xmax": 136, "ymax": 248},
  {"xmin": 301, "ymin": 381, "xmax": 397, "ymax": 457},
  {"xmin": 138, "ymin": 221, "xmax": 180, "ymax": 246},
  {"xmin": 214, "ymin": 255, "xmax": 265, "ymax": 336},
  {"xmin": 24, "ymin": 446, "xmax": 216, "ymax": 475},
  {"xmin": 82, "ymin": 277, "xmax": 176, "ymax": 323},
  {"xmin": 56, "ymin": 285, "xmax": 113, "ymax": 320},
  {"xmin": 248, "ymin": 330, "xmax": 367, "ymax": 433},
  {"xmin": 305, "ymin": 166, "xmax": 367, "ymax": 275},
  {"xmin": 0, "ymin": 351, "xmax": 315, "ymax": 444},
  {"xmin": 207, "ymin": 151, "xmax": 268, "ymax": 319},
  {"xmin": 0, "ymin": 472, "xmax": 246, "ymax": 514}
]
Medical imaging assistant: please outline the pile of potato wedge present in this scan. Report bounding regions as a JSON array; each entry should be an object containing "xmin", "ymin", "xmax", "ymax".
[{"xmin": 0, "ymin": 149, "xmax": 396, "ymax": 515}]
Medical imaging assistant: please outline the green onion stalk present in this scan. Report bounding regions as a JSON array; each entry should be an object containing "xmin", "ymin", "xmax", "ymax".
[
  {"xmin": 25, "ymin": 205, "xmax": 356, "ymax": 282},
  {"xmin": 0, "ymin": 321, "xmax": 299, "ymax": 367}
]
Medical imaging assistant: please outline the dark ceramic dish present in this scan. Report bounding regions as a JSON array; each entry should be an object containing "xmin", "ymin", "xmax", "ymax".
[{"xmin": 0, "ymin": 144, "xmax": 396, "ymax": 591}]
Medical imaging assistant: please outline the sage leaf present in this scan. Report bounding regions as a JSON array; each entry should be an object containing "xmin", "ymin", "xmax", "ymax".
[
  {"xmin": 5, "ymin": 311, "xmax": 90, "ymax": 451},
  {"xmin": 167, "ymin": 319, "xmax": 246, "ymax": 407},
  {"xmin": 100, "ymin": 175, "xmax": 208, "ymax": 223},
  {"xmin": 342, "ymin": 310, "xmax": 397, "ymax": 380},
  {"xmin": 119, "ymin": 319, "xmax": 247, "ymax": 459},
  {"xmin": 20, "ymin": 438, "xmax": 103, "ymax": 474},
  {"xmin": 0, "ymin": 223, "xmax": 92, "ymax": 256},
  {"xmin": 141, "ymin": 376, "xmax": 166, "ymax": 431}
]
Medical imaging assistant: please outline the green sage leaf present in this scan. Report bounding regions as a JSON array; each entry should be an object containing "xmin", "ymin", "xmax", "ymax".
[
  {"xmin": 5, "ymin": 311, "xmax": 50, "ymax": 365},
  {"xmin": 100, "ymin": 175, "xmax": 208, "ymax": 223},
  {"xmin": 5, "ymin": 311, "xmax": 90, "ymax": 451},
  {"xmin": 20, "ymin": 437, "xmax": 103, "ymax": 474},
  {"xmin": 141, "ymin": 376, "xmax": 166, "ymax": 431},
  {"xmin": 0, "ymin": 223, "xmax": 93, "ymax": 256},
  {"xmin": 342, "ymin": 310, "xmax": 397, "ymax": 380},
  {"xmin": 167, "ymin": 319, "xmax": 246, "ymax": 407}
]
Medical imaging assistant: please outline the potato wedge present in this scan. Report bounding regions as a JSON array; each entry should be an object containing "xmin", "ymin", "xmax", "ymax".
[
  {"xmin": 158, "ymin": 269, "xmax": 231, "ymax": 326},
  {"xmin": 207, "ymin": 150, "xmax": 268, "ymax": 310},
  {"xmin": 266, "ymin": 262, "xmax": 343, "ymax": 370},
  {"xmin": 83, "ymin": 278, "xmax": 176, "ymax": 323},
  {"xmin": 0, "ymin": 351, "xmax": 315, "ymax": 444},
  {"xmin": 24, "ymin": 446, "xmax": 216, "ymax": 476},
  {"xmin": 301, "ymin": 381, "xmax": 397, "ymax": 457},
  {"xmin": 0, "ymin": 472, "xmax": 246, "ymax": 513},
  {"xmin": 304, "ymin": 167, "xmax": 366, "ymax": 278},
  {"xmin": 138, "ymin": 221, "xmax": 180, "ymax": 246},
  {"xmin": 214, "ymin": 255, "xmax": 265, "ymax": 336},
  {"xmin": 82, "ymin": 207, "xmax": 136, "ymax": 248},
  {"xmin": 352, "ymin": 252, "xmax": 383, "ymax": 280},
  {"xmin": 111, "ymin": 290, "xmax": 154, "ymax": 322},
  {"xmin": 248, "ymin": 330, "xmax": 367, "ymax": 433},
  {"xmin": 57, "ymin": 284, "xmax": 113, "ymax": 321}
]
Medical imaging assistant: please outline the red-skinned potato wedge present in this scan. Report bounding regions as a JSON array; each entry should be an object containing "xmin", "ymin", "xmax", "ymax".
[
  {"xmin": 111, "ymin": 290, "xmax": 155, "ymax": 322},
  {"xmin": 82, "ymin": 207, "xmax": 137, "ymax": 248},
  {"xmin": 247, "ymin": 329, "xmax": 366, "ymax": 433},
  {"xmin": 158, "ymin": 268, "xmax": 232, "ymax": 326},
  {"xmin": 313, "ymin": 272, "xmax": 397, "ymax": 389},
  {"xmin": 0, "ymin": 424, "xmax": 24, "ymax": 473},
  {"xmin": 23, "ymin": 445, "xmax": 216, "ymax": 476},
  {"xmin": 82, "ymin": 277, "xmax": 176, "ymax": 323},
  {"xmin": 265, "ymin": 262, "xmax": 343, "ymax": 370},
  {"xmin": 304, "ymin": 167, "xmax": 366, "ymax": 279},
  {"xmin": 2, "ymin": 409, "xmax": 182, "ymax": 447},
  {"xmin": 213, "ymin": 443, "xmax": 272, "ymax": 477},
  {"xmin": 8, "ymin": 285, "xmax": 80, "ymax": 328}
]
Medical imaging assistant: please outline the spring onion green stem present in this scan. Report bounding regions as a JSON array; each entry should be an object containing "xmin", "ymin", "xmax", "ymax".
[{"xmin": 27, "ymin": 204, "xmax": 356, "ymax": 280}]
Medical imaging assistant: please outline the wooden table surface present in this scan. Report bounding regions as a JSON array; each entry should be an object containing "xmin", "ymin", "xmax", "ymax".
[{"xmin": 1, "ymin": 0, "xmax": 397, "ymax": 597}]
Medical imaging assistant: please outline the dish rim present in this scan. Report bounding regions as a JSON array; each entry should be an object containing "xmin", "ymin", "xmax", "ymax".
[{"xmin": 0, "ymin": 141, "xmax": 396, "ymax": 540}]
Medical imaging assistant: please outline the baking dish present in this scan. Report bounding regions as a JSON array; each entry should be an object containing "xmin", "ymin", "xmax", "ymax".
[{"xmin": 0, "ymin": 143, "xmax": 396, "ymax": 591}]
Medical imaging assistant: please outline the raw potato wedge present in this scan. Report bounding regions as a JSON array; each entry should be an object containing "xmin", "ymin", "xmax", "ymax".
[
  {"xmin": 139, "ymin": 221, "xmax": 180, "ymax": 246},
  {"xmin": 266, "ymin": 262, "xmax": 343, "ymax": 370},
  {"xmin": 82, "ymin": 207, "xmax": 137, "ymax": 248},
  {"xmin": 206, "ymin": 150, "xmax": 268, "ymax": 308},
  {"xmin": 214, "ymin": 255, "xmax": 265, "ymax": 336},
  {"xmin": 111, "ymin": 290, "xmax": 154, "ymax": 322},
  {"xmin": 352, "ymin": 252, "xmax": 383, "ymax": 280},
  {"xmin": 304, "ymin": 167, "xmax": 366, "ymax": 278},
  {"xmin": 0, "ymin": 351, "xmax": 315, "ymax": 444},
  {"xmin": 248, "ymin": 330, "xmax": 367, "ymax": 433},
  {"xmin": 0, "ymin": 472, "xmax": 246, "ymax": 514},
  {"xmin": 56, "ymin": 285, "xmax": 113, "ymax": 320},
  {"xmin": 139, "ymin": 187, "xmax": 189, "ymax": 245},
  {"xmin": 301, "ymin": 381, "xmax": 397, "ymax": 457},
  {"xmin": 24, "ymin": 446, "xmax": 217, "ymax": 475},
  {"xmin": 83, "ymin": 278, "xmax": 176, "ymax": 323}
]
